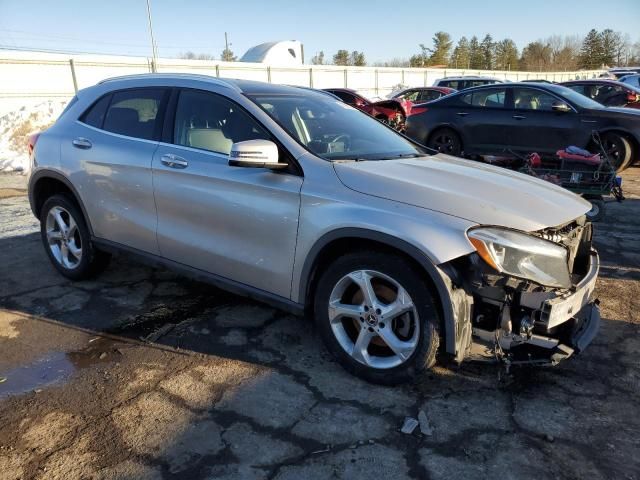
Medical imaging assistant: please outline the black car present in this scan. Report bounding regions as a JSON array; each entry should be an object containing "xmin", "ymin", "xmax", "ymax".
[
  {"xmin": 405, "ymin": 82, "xmax": 640, "ymax": 171},
  {"xmin": 560, "ymin": 79, "xmax": 640, "ymax": 110}
]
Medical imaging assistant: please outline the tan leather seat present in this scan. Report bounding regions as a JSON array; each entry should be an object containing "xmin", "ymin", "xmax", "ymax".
[{"xmin": 187, "ymin": 128, "xmax": 232, "ymax": 154}]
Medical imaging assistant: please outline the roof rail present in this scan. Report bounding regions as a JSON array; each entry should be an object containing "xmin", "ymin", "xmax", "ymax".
[{"xmin": 97, "ymin": 73, "xmax": 241, "ymax": 91}]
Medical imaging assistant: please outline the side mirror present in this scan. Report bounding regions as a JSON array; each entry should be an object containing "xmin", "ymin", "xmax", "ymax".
[
  {"xmin": 228, "ymin": 140, "xmax": 287, "ymax": 170},
  {"xmin": 551, "ymin": 102, "xmax": 572, "ymax": 113}
]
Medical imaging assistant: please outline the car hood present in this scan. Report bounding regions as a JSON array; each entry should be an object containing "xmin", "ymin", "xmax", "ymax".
[{"xmin": 333, "ymin": 154, "xmax": 591, "ymax": 232}]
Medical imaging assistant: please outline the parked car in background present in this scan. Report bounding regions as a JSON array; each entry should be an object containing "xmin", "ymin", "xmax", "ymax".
[
  {"xmin": 28, "ymin": 74, "xmax": 601, "ymax": 384},
  {"xmin": 405, "ymin": 82, "xmax": 640, "ymax": 171},
  {"xmin": 619, "ymin": 74, "xmax": 640, "ymax": 88},
  {"xmin": 389, "ymin": 86, "xmax": 456, "ymax": 103},
  {"xmin": 609, "ymin": 67, "xmax": 640, "ymax": 79},
  {"xmin": 323, "ymin": 88, "xmax": 408, "ymax": 130},
  {"xmin": 560, "ymin": 79, "xmax": 640, "ymax": 109},
  {"xmin": 432, "ymin": 76, "xmax": 504, "ymax": 90}
]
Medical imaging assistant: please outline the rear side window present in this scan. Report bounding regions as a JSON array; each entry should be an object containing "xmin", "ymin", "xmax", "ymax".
[
  {"xmin": 460, "ymin": 88, "xmax": 506, "ymax": 108},
  {"xmin": 80, "ymin": 95, "xmax": 111, "ymax": 128},
  {"xmin": 102, "ymin": 89, "xmax": 166, "ymax": 140}
]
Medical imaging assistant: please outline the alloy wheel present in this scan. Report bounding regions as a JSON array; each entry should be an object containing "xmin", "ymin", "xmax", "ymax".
[
  {"xmin": 327, "ymin": 269, "xmax": 419, "ymax": 369},
  {"xmin": 45, "ymin": 206, "xmax": 83, "ymax": 269}
]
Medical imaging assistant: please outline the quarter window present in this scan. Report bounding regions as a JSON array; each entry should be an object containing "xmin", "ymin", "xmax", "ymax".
[
  {"xmin": 80, "ymin": 95, "xmax": 111, "ymax": 128},
  {"xmin": 173, "ymin": 90, "xmax": 270, "ymax": 155}
]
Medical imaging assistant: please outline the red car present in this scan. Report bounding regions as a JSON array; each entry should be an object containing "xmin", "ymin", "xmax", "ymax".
[
  {"xmin": 560, "ymin": 79, "xmax": 640, "ymax": 110},
  {"xmin": 323, "ymin": 88, "xmax": 409, "ymax": 130}
]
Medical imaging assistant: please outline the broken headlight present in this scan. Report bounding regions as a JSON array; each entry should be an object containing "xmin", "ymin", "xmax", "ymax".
[{"xmin": 467, "ymin": 227, "xmax": 571, "ymax": 288}]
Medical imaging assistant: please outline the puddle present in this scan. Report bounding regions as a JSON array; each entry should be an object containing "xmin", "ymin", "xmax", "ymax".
[
  {"xmin": 0, "ymin": 337, "xmax": 125, "ymax": 398},
  {"xmin": 0, "ymin": 351, "xmax": 75, "ymax": 398}
]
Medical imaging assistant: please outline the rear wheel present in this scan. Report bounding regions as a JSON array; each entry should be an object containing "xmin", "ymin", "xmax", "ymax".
[
  {"xmin": 584, "ymin": 196, "xmax": 606, "ymax": 222},
  {"xmin": 600, "ymin": 132, "xmax": 632, "ymax": 172},
  {"xmin": 40, "ymin": 194, "xmax": 110, "ymax": 280},
  {"xmin": 427, "ymin": 128, "xmax": 462, "ymax": 156},
  {"xmin": 313, "ymin": 251, "xmax": 440, "ymax": 385}
]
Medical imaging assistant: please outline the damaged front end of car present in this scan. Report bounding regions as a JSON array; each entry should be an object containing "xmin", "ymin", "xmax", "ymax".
[{"xmin": 442, "ymin": 216, "xmax": 600, "ymax": 367}]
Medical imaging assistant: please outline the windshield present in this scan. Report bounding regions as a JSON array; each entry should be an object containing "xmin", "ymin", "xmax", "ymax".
[
  {"xmin": 248, "ymin": 92, "xmax": 426, "ymax": 161},
  {"xmin": 550, "ymin": 85, "xmax": 605, "ymax": 109}
]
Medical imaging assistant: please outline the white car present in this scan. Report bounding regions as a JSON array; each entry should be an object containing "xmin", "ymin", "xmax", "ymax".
[{"xmin": 433, "ymin": 76, "xmax": 504, "ymax": 90}]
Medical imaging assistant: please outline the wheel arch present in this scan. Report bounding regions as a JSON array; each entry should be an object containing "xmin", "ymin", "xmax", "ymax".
[
  {"xmin": 29, "ymin": 169, "xmax": 94, "ymax": 235},
  {"xmin": 298, "ymin": 228, "xmax": 460, "ymax": 355}
]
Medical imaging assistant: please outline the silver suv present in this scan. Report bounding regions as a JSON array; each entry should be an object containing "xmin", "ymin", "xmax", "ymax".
[{"xmin": 28, "ymin": 74, "xmax": 600, "ymax": 384}]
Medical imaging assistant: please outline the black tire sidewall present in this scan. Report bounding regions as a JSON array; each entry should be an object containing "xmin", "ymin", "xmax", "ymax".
[
  {"xmin": 602, "ymin": 133, "xmax": 632, "ymax": 172},
  {"xmin": 428, "ymin": 128, "xmax": 462, "ymax": 156},
  {"xmin": 40, "ymin": 194, "xmax": 98, "ymax": 280},
  {"xmin": 313, "ymin": 251, "xmax": 440, "ymax": 385}
]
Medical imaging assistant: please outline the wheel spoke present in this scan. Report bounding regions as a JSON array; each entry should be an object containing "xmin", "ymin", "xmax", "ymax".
[
  {"xmin": 67, "ymin": 215, "xmax": 78, "ymax": 236},
  {"xmin": 68, "ymin": 241, "xmax": 82, "ymax": 261},
  {"xmin": 329, "ymin": 300, "xmax": 365, "ymax": 323},
  {"xmin": 60, "ymin": 243, "xmax": 72, "ymax": 268},
  {"xmin": 377, "ymin": 326, "xmax": 416, "ymax": 361},
  {"xmin": 47, "ymin": 230, "xmax": 63, "ymax": 241},
  {"xmin": 351, "ymin": 326, "xmax": 374, "ymax": 365},
  {"xmin": 348, "ymin": 271, "xmax": 378, "ymax": 307},
  {"xmin": 53, "ymin": 210, "xmax": 68, "ymax": 235},
  {"xmin": 379, "ymin": 286, "xmax": 414, "ymax": 320}
]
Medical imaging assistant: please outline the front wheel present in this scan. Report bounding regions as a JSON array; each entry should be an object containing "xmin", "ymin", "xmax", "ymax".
[
  {"xmin": 600, "ymin": 132, "xmax": 633, "ymax": 172},
  {"xmin": 427, "ymin": 128, "xmax": 462, "ymax": 156},
  {"xmin": 313, "ymin": 251, "xmax": 440, "ymax": 385}
]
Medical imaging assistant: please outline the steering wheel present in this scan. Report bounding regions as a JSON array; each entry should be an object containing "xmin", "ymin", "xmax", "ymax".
[{"xmin": 328, "ymin": 134, "xmax": 351, "ymax": 151}]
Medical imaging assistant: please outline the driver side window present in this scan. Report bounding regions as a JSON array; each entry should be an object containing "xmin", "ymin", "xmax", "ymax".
[{"xmin": 513, "ymin": 88, "xmax": 559, "ymax": 111}]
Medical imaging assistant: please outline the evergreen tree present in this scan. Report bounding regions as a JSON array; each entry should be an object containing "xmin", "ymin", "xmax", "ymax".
[
  {"xmin": 350, "ymin": 51, "xmax": 366, "ymax": 66},
  {"xmin": 480, "ymin": 34, "xmax": 494, "ymax": 70},
  {"xmin": 451, "ymin": 36, "xmax": 470, "ymax": 68},
  {"xmin": 578, "ymin": 29, "xmax": 604, "ymax": 69},
  {"xmin": 600, "ymin": 29, "xmax": 619, "ymax": 67},
  {"xmin": 494, "ymin": 39, "xmax": 519, "ymax": 70},
  {"xmin": 221, "ymin": 48, "xmax": 236, "ymax": 62},
  {"xmin": 469, "ymin": 36, "xmax": 483, "ymax": 69},
  {"xmin": 428, "ymin": 31, "xmax": 453, "ymax": 66},
  {"xmin": 333, "ymin": 49, "xmax": 350, "ymax": 66}
]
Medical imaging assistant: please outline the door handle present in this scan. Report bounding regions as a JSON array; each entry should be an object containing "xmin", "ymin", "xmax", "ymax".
[
  {"xmin": 72, "ymin": 137, "xmax": 92, "ymax": 149},
  {"xmin": 456, "ymin": 112, "xmax": 469, "ymax": 117},
  {"xmin": 512, "ymin": 115, "xmax": 526, "ymax": 120},
  {"xmin": 160, "ymin": 153, "xmax": 188, "ymax": 169}
]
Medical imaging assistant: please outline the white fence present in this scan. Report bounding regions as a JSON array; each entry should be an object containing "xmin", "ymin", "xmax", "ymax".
[{"xmin": 0, "ymin": 49, "xmax": 605, "ymax": 116}]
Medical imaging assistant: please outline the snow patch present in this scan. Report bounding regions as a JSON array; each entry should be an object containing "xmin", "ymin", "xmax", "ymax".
[{"xmin": 0, "ymin": 100, "xmax": 68, "ymax": 173}]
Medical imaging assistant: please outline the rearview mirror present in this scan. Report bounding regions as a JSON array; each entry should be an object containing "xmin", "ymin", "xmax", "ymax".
[
  {"xmin": 228, "ymin": 140, "xmax": 287, "ymax": 170},
  {"xmin": 551, "ymin": 102, "xmax": 571, "ymax": 113}
]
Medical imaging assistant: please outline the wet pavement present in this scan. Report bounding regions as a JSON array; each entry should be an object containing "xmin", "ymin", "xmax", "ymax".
[{"xmin": 0, "ymin": 170, "xmax": 639, "ymax": 480}]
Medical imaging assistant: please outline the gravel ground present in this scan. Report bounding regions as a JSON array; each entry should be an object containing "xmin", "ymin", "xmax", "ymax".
[{"xmin": 0, "ymin": 170, "xmax": 638, "ymax": 480}]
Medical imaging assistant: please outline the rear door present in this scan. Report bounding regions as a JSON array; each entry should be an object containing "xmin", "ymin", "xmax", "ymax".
[
  {"xmin": 62, "ymin": 87, "xmax": 169, "ymax": 254},
  {"xmin": 151, "ymin": 88, "xmax": 303, "ymax": 298},
  {"xmin": 454, "ymin": 86, "xmax": 513, "ymax": 153},
  {"xmin": 509, "ymin": 87, "xmax": 583, "ymax": 153}
]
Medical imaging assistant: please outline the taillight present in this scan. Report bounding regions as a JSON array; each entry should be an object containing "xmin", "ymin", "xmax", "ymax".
[
  {"xmin": 409, "ymin": 106, "xmax": 429, "ymax": 116},
  {"xmin": 28, "ymin": 132, "xmax": 40, "ymax": 157}
]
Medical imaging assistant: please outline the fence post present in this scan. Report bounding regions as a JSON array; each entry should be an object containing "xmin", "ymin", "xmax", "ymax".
[
  {"xmin": 267, "ymin": 66, "xmax": 272, "ymax": 83},
  {"xmin": 215, "ymin": 64, "xmax": 220, "ymax": 77},
  {"xmin": 69, "ymin": 59, "xmax": 78, "ymax": 93},
  {"xmin": 401, "ymin": 69, "xmax": 405, "ymax": 85},
  {"xmin": 309, "ymin": 67, "xmax": 313, "ymax": 88},
  {"xmin": 344, "ymin": 68, "xmax": 348, "ymax": 87},
  {"xmin": 375, "ymin": 69, "xmax": 378, "ymax": 96},
  {"xmin": 424, "ymin": 69, "xmax": 428, "ymax": 87}
]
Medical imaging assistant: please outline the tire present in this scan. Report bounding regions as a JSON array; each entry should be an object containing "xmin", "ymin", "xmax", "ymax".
[
  {"xmin": 427, "ymin": 128, "xmax": 462, "ymax": 156},
  {"xmin": 585, "ymin": 197, "xmax": 606, "ymax": 222},
  {"xmin": 40, "ymin": 194, "xmax": 111, "ymax": 280},
  {"xmin": 600, "ymin": 132, "xmax": 633, "ymax": 172},
  {"xmin": 313, "ymin": 251, "xmax": 440, "ymax": 385}
]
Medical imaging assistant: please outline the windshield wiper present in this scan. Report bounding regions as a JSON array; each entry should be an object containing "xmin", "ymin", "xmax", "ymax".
[{"xmin": 374, "ymin": 153, "xmax": 429, "ymax": 160}]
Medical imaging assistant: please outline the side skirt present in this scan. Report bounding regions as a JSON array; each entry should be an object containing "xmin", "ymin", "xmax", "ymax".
[{"xmin": 92, "ymin": 237, "xmax": 306, "ymax": 316}]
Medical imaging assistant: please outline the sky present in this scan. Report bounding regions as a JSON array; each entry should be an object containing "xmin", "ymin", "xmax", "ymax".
[{"xmin": 0, "ymin": 0, "xmax": 638, "ymax": 63}]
